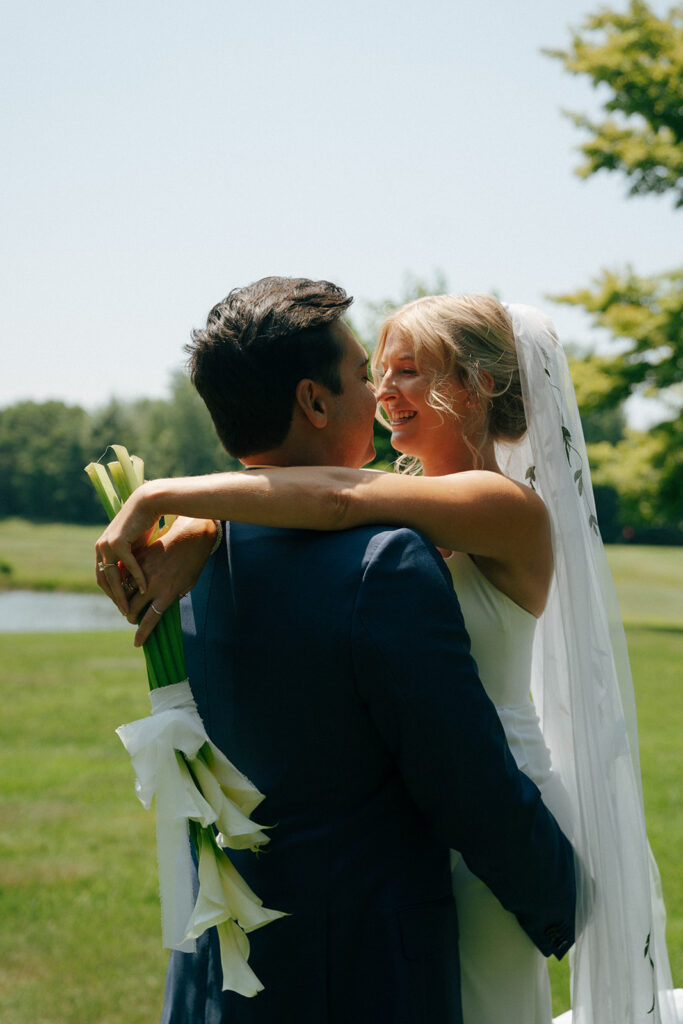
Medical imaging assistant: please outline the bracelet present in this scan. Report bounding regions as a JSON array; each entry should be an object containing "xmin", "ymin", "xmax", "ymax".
[{"xmin": 209, "ymin": 519, "xmax": 223, "ymax": 556}]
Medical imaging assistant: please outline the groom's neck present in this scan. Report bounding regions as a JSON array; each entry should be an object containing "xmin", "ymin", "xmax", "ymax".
[
  {"xmin": 241, "ymin": 454, "xmax": 328, "ymax": 469},
  {"xmin": 241, "ymin": 436, "xmax": 339, "ymax": 469}
]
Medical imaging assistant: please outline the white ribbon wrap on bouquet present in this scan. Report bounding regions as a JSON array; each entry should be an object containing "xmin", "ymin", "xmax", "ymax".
[{"xmin": 115, "ymin": 680, "xmax": 271, "ymax": 956}]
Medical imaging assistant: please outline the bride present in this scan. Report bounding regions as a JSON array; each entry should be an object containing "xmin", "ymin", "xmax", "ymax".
[{"xmin": 96, "ymin": 293, "xmax": 680, "ymax": 1023}]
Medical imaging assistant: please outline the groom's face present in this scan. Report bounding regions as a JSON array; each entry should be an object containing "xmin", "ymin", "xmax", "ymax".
[{"xmin": 321, "ymin": 323, "xmax": 377, "ymax": 468}]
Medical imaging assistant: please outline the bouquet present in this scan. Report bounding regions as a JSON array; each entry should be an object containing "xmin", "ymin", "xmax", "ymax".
[{"xmin": 85, "ymin": 445, "xmax": 285, "ymax": 996}]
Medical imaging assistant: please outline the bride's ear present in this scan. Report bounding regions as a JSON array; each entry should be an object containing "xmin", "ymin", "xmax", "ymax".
[{"xmin": 295, "ymin": 379, "xmax": 328, "ymax": 429}]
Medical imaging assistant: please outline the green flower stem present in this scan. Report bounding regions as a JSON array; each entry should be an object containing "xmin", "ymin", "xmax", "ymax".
[
  {"xmin": 164, "ymin": 600, "xmax": 187, "ymax": 680},
  {"xmin": 107, "ymin": 460, "xmax": 133, "ymax": 502},
  {"xmin": 144, "ymin": 628, "xmax": 167, "ymax": 689},
  {"xmin": 84, "ymin": 463, "xmax": 122, "ymax": 520},
  {"xmin": 130, "ymin": 454, "xmax": 145, "ymax": 484},
  {"xmin": 110, "ymin": 444, "xmax": 144, "ymax": 493},
  {"xmin": 189, "ymin": 817, "xmax": 204, "ymax": 855},
  {"xmin": 155, "ymin": 614, "xmax": 180, "ymax": 685},
  {"xmin": 142, "ymin": 640, "xmax": 161, "ymax": 690}
]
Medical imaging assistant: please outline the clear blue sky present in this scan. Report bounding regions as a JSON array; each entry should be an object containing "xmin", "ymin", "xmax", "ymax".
[{"xmin": 2, "ymin": 0, "xmax": 678, "ymax": 424}]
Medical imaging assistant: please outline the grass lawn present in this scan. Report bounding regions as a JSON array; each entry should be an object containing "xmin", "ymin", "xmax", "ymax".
[
  {"xmin": 0, "ymin": 535, "xmax": 680, "ymax": 1021},
  {"xmin": 606, "ymin": 545, "xmax": 683, "ymax": 629},
  {"xmin": 0, "ymin": 632, "xmax": 167, "ymax": 1024},
  {"xmin": 0, "ymin": 518, "xmax": 102, "ymax": 592},
  {"xmin": 546, "ymin": 620, "xmax": 683, "ymax": 1016}
]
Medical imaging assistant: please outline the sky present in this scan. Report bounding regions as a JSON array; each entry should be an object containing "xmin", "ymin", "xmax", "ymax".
[{"xmin": 2, "ymin": 0, "xmax": 679, "ymax": 425}]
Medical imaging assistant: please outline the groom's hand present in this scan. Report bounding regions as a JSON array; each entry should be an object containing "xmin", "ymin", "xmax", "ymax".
[{"xmin": 125, "ymin": 517, "xmax": 217, "ymax": 646}]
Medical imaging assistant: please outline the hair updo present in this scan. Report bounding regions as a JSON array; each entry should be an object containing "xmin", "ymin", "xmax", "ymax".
[{"xmin": 372, "ymin": 293, "xmax": 526, "ymax": 465}]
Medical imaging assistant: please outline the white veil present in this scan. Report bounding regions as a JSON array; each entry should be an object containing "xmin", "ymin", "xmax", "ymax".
[{"xmin": 496, "ymin": 305, "xmax": 678, "ymax": 1024}]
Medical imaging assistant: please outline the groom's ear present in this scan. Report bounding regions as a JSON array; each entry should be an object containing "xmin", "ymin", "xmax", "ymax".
[{"xmin": 295, "ymin": 378, "xmax": 328, "ymax": 430}]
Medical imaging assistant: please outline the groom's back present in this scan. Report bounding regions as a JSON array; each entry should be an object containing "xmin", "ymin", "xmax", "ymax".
[
  {"xmin": 186, "ymin": 521, "xmax": 398, "ymax": 823},
  {"xmin": 175, "ymin": 521, "xmax": 461, "ymax": 1023},
  {"xmin": 167, "ymin": 519, "xmax": 575, "ymax": 1024}
]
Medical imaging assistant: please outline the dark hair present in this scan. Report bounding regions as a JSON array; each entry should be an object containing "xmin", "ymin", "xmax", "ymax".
[{"xmin": 187, "ymin": 277, "xmax": 352, "ymax": 457}]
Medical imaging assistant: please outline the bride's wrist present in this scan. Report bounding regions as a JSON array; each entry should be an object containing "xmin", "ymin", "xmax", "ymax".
[{"xmin": 142, "ymin": 478, "xmax": 186, "ymax": 517}]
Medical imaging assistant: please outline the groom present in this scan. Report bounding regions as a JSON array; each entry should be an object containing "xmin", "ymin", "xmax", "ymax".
[{"xmin": 161, "ymin": 277, "xmax": 575, "ymax": 1023}]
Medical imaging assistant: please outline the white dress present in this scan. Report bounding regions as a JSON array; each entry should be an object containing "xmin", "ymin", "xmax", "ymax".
[{"xmin": 446, "ymin": 551, "xmax": 574, "ymax": 1024}]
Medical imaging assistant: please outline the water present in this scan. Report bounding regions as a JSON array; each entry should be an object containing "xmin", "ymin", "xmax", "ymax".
[{"xmin": 0, "ymin": 590, "xmax": 131, "ymax": 633}]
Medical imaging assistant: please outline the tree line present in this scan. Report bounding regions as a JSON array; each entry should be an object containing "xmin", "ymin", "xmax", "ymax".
[
  {"xmin": 0, "ymin": 374, "xmax": 240, "ymax": 526},
  {"xmin": 545, "ymin": 0, "xmax": 682, "ymax": 541},
  {"xmin": 0, "ymin": 327, "xmax": 678, "ymax": 540}
]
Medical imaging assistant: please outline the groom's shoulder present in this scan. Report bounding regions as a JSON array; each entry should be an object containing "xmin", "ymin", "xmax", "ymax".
[
  {"xmin": 355, "ymin": 524, "xmax": 440, "ymax": 567},
  {"xmin": 283, "ymin": 520, "xmax": 443, "ymax": 568},
  {"xmin": 226, "ymin": 521, "xmax": 451, "ymax": 589},
  {"xmin": 228, "ymin": 520, "xmax": 441, "ymax": 564},
  {"xmin": 228, "ymin": 519, "xmax": 430, "ymax": 554},
  {"xmin": 351, "ymin": 526, "xmax": 454, "ymax": 595}
]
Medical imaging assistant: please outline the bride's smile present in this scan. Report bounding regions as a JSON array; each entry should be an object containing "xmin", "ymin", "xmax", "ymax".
[{"xmin": 375, "ymin": 328, "xmax": 487, "ymax": 476}]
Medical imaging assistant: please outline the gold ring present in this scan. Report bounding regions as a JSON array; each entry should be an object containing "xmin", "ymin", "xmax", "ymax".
[
  {"xmin": 151, "ymin": 603, "xmax": 163, "ymax": 616},
  {"xmin": 97, "ymin": 562, "xmax": 117, "ymax": 572}
]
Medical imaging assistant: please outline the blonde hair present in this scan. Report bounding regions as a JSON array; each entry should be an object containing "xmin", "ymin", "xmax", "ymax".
[{"xmin": 372, "ymin": 294, "xmax": 526, "ymax": 469}]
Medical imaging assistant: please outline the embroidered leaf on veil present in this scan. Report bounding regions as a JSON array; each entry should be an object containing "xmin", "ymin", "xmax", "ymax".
[
  {"xmin": 644, "ymin": 930, "xmax": 656, "ymax": 1015},
  {"xmin": 545, "ymin": 369, "xmax": 601, "ymax": 536}
]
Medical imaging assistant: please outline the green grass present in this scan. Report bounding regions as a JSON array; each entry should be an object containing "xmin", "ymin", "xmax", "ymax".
[
  {"xmin": 547, "ymin": 621, "xmax": 683, "ymax": 1016},
  {"xmin": 0, "ymin": 518, "xmax": 102, "ymax": 592},
  {"xmin": 606, "ymin": 545, "xmax": 683, "ymax": 629},
  {"xmin": 0, "ymin": 535, "xmax": 681, "ymax": 1021},
  {"xmin": 0, "ymin": 632, "xmax": 168, "ymax": 1024}
]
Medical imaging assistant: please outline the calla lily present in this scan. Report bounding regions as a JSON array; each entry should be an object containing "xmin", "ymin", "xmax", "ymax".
[
  {"xmin": 87, "ymin": 447, "xmax": 284, "ymax": 996},
  {"xmin": 188, "ymin": 753, "xmax": 270, "ymax": 850},
  {"xmin": 184, "ymin": 826, "xmax": 287, "ymax": 996},
  {"xmin": 187, "ymin": 827, "xmax": 286, "ymax": 938},
  {"xmin": 196, "ymin": 741, "xmax": 265, "ymax": 817},
  {"xmin": 216, "ymin": 920, "xmax": 263, "ymax": 998}
]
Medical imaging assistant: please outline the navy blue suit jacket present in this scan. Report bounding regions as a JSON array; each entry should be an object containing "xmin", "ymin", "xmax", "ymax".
[{"xmin": 162, "ymin": 522, "xmax": 575, "ymax": 1024}]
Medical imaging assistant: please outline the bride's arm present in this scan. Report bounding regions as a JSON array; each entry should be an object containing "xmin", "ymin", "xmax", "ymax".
[
  {"xmin": 97, "ymin": 465, "xmax": 548, "ymax": 599},
  {"xmin": 153, "ymin": 466, "xmax": 546, "ymax": 556}
]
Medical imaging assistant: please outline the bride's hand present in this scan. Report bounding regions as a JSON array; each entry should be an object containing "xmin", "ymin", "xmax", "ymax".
[
  {"xmin": 124, "ymin": 516, "xmax": 217, "ymax": 646},
  {"xmin": 95, "ymin": 483, "xmax": 161, "ymax": 611}
]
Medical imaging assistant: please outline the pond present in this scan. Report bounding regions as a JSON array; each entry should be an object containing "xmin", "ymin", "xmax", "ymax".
[{"xmin": 0, "ymin": 590, "xmax": 131, "ymax": 633}]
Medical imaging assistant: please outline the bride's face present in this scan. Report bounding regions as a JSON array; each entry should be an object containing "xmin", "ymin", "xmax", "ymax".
[{"xmin": 376, "ymin": 329, "xmax": 469, "ymax": 467}]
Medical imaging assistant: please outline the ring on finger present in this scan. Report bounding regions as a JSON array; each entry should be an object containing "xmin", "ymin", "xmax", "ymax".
[
  {"xmin": 97, "ymin": 561, "xmax": 117, "ymax": 572},
  {"xmin": 151, "ymin": 602, "xmax": 163, "ymax": 616},
  {"xmin": 122, "ymin": 579, "xmax": 138, "ymax": 595}
]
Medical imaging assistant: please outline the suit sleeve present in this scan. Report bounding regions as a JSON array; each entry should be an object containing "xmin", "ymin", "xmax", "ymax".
[{"xmin": 351, "ymin": 528, "xmax": 576, "ymax": 959}]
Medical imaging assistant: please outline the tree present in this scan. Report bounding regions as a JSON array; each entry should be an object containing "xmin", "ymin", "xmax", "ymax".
[
  {"xmin": 148, "ymin": 371, "xmax": 239, "ymax": 477},
  {"xmin": 0, "ymin": 378, "xmax": 239, "ymax": 524},
  {"xmin": 0, "ymin": 401, "xmax": 102, "ymax": 523},
  {"xmin": 545, "ymin": 1, "xmax": 682, "ymax": 534},
  {"xmin": 558, "ymin": 266, "xmax": 682, "ymax": 414},
  {"xmin": 545, "ymin": 0, "xmax": 683, "ymax": 205},
  {"xmin": 90, "ymin": 375, "xmax": 239, "ymax": 481}
]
